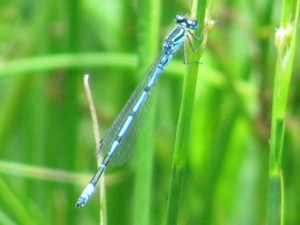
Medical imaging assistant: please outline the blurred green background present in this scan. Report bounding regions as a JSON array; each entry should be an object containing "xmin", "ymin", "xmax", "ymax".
[{"xmin": 0, "ymin": 0, "xmax": 299, "ymax": 224}]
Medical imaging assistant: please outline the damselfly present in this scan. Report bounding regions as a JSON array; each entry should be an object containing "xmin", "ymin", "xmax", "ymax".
[{"xmin": 76, "ymin": 14, "xmax": 200, "ymax": 208}]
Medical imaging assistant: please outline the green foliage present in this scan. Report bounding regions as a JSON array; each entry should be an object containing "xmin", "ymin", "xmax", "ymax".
[{"xmin": 0, "ymin": 0, "xmax": 299, "ymax": 225}]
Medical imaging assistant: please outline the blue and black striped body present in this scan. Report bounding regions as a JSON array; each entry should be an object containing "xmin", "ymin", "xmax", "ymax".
[{"xmin": 76, "ymin": 15, "xmax": 199, "ymax": 208}]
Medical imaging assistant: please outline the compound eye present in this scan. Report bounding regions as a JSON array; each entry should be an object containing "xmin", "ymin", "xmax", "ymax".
[
  {"xmin": 187, "ymin": 19, "xmax": 198, "ymax": 30},
  {"xmin": 174, "ymin": 14, "xmax": 186, "ymax": 23}
]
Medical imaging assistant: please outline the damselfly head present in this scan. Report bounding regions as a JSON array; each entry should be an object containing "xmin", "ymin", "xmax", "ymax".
[{"xmin": 174, "ymin": 14, "xmax": 198, "ymax": 30}]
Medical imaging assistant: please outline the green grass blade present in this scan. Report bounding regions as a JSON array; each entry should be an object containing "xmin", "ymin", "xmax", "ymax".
[
  {"xmin": 267, "ymin": 0, "xmax": 300, "ymax": 224},
  {"xmin": 165, "ymin": 1, "xmax": 211, "ymax": 224}
]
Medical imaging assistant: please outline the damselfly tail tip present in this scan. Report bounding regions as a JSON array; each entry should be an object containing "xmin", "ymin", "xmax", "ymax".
[
  {"xmin": 75, "ymin": 183, "xmax": 95, "ymax": 208},
  {"xmin": 75, "ymin": 198, "xmax": 86, "ymax": 208}
]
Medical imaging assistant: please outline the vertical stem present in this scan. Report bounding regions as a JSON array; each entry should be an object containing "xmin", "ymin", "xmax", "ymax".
[
  {"xmin": 266, "ymin": 0, "xmax": 299, "ymax": 224},
  {"xmin": 165, "ymin": 1, "xmax": 210, "ymax": 224}
]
